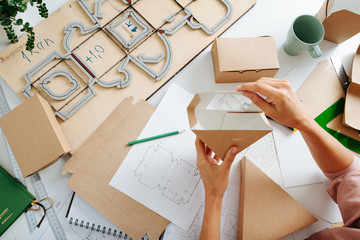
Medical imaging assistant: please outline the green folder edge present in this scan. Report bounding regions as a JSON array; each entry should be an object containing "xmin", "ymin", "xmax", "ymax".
[
  {"xmin": 0, "ymin": 166, "xmax": 35, "ymax": 236},
  {"xmin": 315, "ymin": 97, "xmax": 360, "ymax": 153}
]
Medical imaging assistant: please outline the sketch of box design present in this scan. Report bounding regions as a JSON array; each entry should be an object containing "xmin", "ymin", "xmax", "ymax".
[{"xmin": 135, "ymin": 145, "xmax": 201, "ymax": 205}]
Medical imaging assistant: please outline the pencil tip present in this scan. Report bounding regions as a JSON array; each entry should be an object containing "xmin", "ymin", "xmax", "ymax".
[{"xmin": 179, "ymin": 129, "xmax": 186, "ymax": 133}]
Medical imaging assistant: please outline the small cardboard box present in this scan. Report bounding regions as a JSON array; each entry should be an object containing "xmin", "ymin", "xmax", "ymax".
[
  {"xmin": 187, "ymin": 92, "xmax": 272, "ymax": 159},
  {"xmin": 211, "ymin": 37, "xmax": 280, "ymax": 83},
  {"xmin": 317, "ymin": 0, "xmax": 360, "ymax": 44},
  {"xmin": 344, "ymin": 44, "xmax": 360, "ymax": 130},
  {"xmin": 0, "ymin": 94, "xmax": 71, "ymax": 177}
]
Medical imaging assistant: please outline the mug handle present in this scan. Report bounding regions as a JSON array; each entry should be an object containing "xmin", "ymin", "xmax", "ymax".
[{"xmin": 308, "ymin": 45, "xmax": 322, "ymax": 58}]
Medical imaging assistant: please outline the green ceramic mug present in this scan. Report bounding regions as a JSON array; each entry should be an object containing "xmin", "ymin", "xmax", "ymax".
[{"xmin": 283, "ymin": 15, "xmax": 325, "ymax": 58}]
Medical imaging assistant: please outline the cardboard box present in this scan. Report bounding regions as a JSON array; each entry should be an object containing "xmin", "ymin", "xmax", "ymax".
[
  {"xmin": 62, "ymin": 97, "xmax": 169, "ymax": 240},
  {"xmin": 317, "ymin": 0, "xmax": 360, "ymax": 44},
  {"xmin": 344, "ymin": 44, "xmax": 360, "ymax": 130},
  {"xmin": 187, "ymin": 91, "xmax": 272, "ymax": 159},
  {"xmin": 238, "ymin": 157, "xmax": 317, "ymax": 240},
  {"xmin": 211, "ymin": 37, "xmax": 280, "ymax": 83},
  {"xmin": 0, "ymin": 94, "xmax": 71, "ymax": 177}
]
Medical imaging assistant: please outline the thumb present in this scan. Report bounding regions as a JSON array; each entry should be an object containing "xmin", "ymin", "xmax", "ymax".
[{"xmin": 222, "ymin": 146, "xmax": 239, "ymax": 170}]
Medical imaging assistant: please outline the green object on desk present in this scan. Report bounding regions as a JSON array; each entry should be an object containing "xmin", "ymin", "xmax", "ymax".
[
  {"xmin": 0, "ymin": 165, "xmax": 35, "ymax": 236},
  {"xmin": 128, "ymin": 130, "xmax": 185, "ymax": 146},
  {"xmin": 315, "ymin": 97, "xmax": 360, "ymax": 153}
]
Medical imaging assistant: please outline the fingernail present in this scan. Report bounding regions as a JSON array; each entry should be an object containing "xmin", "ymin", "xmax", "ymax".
[{"xmin": 232, "ymin": 147, "xmax": 240, "ymax": 155}]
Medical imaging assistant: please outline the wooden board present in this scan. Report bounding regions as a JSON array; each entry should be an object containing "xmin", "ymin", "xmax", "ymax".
[{"xmin": 0, "ymin": 0, "xmax": 256, "ymax": 152}]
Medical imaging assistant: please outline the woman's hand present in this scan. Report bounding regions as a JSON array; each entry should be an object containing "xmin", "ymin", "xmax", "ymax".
[{"xmin": 237, "ymin": 77, "xmax": 313, "ymax": 131}]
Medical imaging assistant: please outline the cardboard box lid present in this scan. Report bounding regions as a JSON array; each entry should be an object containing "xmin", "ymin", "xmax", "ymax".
[
  {"xmin": 187, "ymin": 92, "xmax": 272, "ymax": 159},
  {"xmin": 344, "ymin": 44, "xmax": 360, "ymax": 130},
  {"xmin": 214, "ymin": 37, "xmax": 280, "ymax": 72},
  {"xmin": 317, "ymin": 0, "xmax": 360, "ymax": 44},
  {"xmin": 238, "ymin": 157, "xmax": 317, "ymax": 240},
  {"xmin": 62, "ymin": 97, "xmax": 169, "ymax": 240},
  {"xmin": 0, "ymin": 94, "xmax": 71, "ymax": 177}
]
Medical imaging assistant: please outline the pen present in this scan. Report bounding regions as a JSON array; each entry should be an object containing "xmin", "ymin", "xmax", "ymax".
[{"xmin": 128, "ymin": 130, "xmax": 186, "ymax": 146}]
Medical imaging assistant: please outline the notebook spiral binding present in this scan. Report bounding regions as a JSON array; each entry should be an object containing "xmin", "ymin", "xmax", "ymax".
[{"xmin": 68, "ymin": 217, "xmax": 148, "ymax": 240}]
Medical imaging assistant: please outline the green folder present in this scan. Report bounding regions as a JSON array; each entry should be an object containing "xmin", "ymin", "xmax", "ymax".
[{"xmin": 0, "ymin": 165, "xmax": 35, "ymax": 236}]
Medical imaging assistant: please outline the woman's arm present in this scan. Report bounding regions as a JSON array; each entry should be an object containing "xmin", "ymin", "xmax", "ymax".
[
  {"xmin": 237, "ymin": 77, "xmax": 353, "ymax": 173},
  {"xmin": 195, "ymin": 137, "xmax": 239, "ymax": 239}
]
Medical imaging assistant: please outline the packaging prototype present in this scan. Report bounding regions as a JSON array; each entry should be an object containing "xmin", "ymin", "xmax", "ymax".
[
  {"xmin": 211, "ymin": 37, "xmax": 280, "ymax": 83},
  {"xmin": 344, "ymin": 44, "xmax": 360, "ymax": 130},
  {"xmin": 0, "ymin": 94, "xmax": 71, "ymax": 177},
  {"xmin": 317, "ymin": 0, "xmax": 360, "ymax": 44},
  {"xmin": 187, "ymin": 91, "xmax": 272, "ymax": 159}
]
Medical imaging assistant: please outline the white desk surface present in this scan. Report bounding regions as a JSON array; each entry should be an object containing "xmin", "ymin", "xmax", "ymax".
[{"xmin": 1, "ymin": 0, "xmax": 360, "ymax": 239}]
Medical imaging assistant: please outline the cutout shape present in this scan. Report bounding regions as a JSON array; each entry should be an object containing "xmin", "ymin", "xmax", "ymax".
[{"xmin": 238, "ymin": 157, "xmax": 317, "ymax": 240}]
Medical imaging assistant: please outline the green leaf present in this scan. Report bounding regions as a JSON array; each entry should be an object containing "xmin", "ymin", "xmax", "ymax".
[
  {"xmin": 15, "ymin": 18, "xmax": 23, "ymax": 25},
  {"xmin": 24, "ymin": 22, "xmax": 29, "ymax": 28}
]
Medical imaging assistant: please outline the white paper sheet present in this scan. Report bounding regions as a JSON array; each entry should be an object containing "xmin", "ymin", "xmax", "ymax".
[
  {"xmin": 272, "ymin": 120, "xmax": 326, "ymax": 187},
  {"xmin": 110, "ymin": 83, "xmax": 205, "ymax": 231},
  {"xmin": 163, "ymin": 132, "xmax": 285, "ymax": 240},
  {"xmin": 286, "ymin": 181, "xmax": 342, "ymax": 224}
]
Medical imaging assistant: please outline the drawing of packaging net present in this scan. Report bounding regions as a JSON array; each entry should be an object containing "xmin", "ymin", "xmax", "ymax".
[{"xmin": 135, "ymin": 145, "xmax": 201, "ymax": 205}]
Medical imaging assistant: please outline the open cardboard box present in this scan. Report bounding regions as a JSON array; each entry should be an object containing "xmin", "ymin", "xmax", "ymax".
[
  {"xmin": 317, "ymin": 0, "xmax": 360, "ymax": 44},
  {"xmin": 344, "ymin": 44, "xmax": 360, "ymax": 130},
  {"xmin": 187, "ymin": 92, "xmax": 272, "ymax": 159},
  {"xmin": 0, "ymin": 94, "xmax": 71, "ymax": 177},
  {"xmin": 211, "ymin": 37, "xmax": 280, "ymax": 83}
]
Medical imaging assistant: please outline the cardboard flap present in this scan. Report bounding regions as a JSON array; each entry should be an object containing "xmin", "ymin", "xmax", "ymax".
[
  {"xmin": 237, "ymin": 157, "xmax": 317, "ymax": 240},
  {"xmin": 63, "ymin": 97, "xmax": 169, "ymax": 240},
  {"xmin": 343, "ymin": 44, "xmax": 360, "ymax": 130},
  {"xmin": 351, "ymin": 44, "xmax": 360, "ymax": 85},
  {"xmin": 344, "ymin": 83, "xmax": 360, "ymax": 130},
  {"xmin": 187, "ymin": 94, "xmax": 201, "ymax": 129},
  {"xmin": 217, "ymin": 37, "xmax": 279, "ymax": 72},
  {"xmin": 322, "ymin": 9, "xmax": 360, "ymax": 44},
  {"xmin": 316, "ymin": 0, "xmax": 335, "ymax": 23},
  {"xmin": 194, "ymin": 129, "xmax": 271, "ymax": 160},
  {"xmin": 0, "ymin": 94, "xmax": 71, "ymax": 177}
]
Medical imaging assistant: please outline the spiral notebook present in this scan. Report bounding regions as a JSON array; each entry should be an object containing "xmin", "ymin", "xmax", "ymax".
[{"xmin": 67, "ymin": 193, "xmax": 150, "ymax": 240}]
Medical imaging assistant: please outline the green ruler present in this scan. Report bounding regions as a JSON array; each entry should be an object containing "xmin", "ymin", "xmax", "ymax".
[{"xmin": 315, "ymin": 97, "xmax": 360, "ymax": 153}]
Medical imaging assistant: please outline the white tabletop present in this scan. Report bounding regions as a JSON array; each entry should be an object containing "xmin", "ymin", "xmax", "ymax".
[{"xmin": 1, "ymin": 0, "xmax": 360, "ymax": 239}]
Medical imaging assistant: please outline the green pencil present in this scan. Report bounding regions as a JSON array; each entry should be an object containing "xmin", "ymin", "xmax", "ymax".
[{"xmin": 127, "ymin": 130, "xmax": 186, "ymax": 146}]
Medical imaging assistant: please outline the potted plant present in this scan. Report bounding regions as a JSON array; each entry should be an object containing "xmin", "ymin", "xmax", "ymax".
[{"xmin": 0, "ymin": 0, "xmax": 48, "ymax": 50}]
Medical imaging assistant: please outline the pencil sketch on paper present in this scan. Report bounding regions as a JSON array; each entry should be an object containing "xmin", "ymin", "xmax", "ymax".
[
  {"xmin": 207, "ymin": 93, "xmax": 252, "ymax": 111},
  {"xmin": 20, "ymin": 0, "xmax": 234, "ymax": 121},
  {"xmin": 134, "ymin": 145, "xmax": 201, "ymax": 205},
  {"xmin": 221, "ymin": 181, "xmax": 240, "ymax": 239}
]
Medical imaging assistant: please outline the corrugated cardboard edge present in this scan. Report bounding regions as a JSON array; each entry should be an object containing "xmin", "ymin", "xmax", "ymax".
[
  {"xmin": 211, "ymin": 39, "xmax": 221, "ymax": 82},
  {"xmin": 237, "ymin": 157, "xmax": 317, "ymax": 240},
  {"xmin": 62, "ymin": 97, "xmax": 169, "ymax": 240},
  {"xmin": 344, "ymin": 44, "xmax": 360, "ymax": 130}
]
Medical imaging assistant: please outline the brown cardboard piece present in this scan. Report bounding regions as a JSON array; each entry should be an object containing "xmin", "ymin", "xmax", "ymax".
[
  {"xmin": 0, "ymin": 94, "xmax": 71, "ymax": 177},
  {"xmin": 296, "ymin": 60, "xmax": 360, "ymax": 141},
  {"xmin": 211, "ymin": 37, "xmax": 280, "ymax": 83},
  {"xmin": 237, "ymin": 157, "xmax": 317, "ymax": 240},
  {"xmin": 187, "ymin": 92, "xmax": 272, "ymax": 159},
  {"xmin": 344, "ymin": 44, "xmax": 360, "ymax": 130},
  {"xmin": 317, "ymin": 0, "xmax": 360, "ymax": 44},
  {"xmin": 62, "ymin": 97, "xmax": 169, "ymax": 240}
]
